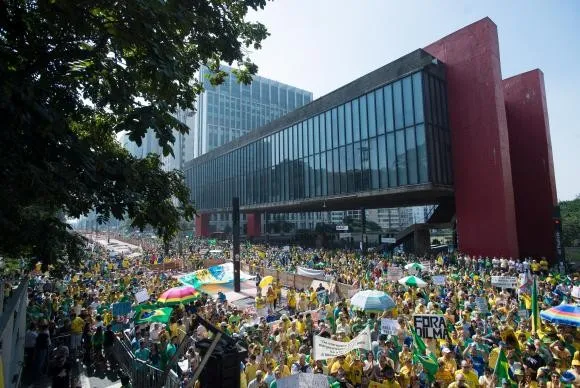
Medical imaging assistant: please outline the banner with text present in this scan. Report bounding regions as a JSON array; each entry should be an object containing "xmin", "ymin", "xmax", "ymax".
[
  {"xmin": 313, "ymin": 327, "xmax": 372, "ymax": 360},
  {"xmin": 413, "ymin": 314, "xmax": 446, "ymax": 339},
  {"xmin": 297, "ymin": 266, "xmax": 326, "ymax": 279},
  {"xmin": 381, "ymin": 319, "xmax": 400, "ymax": 335},
  {"xmin": 387, "ymin": 267, "xmax": 403, "ymax": 282},
  {"xmin": 432, "ymin": 275, "xmax": 446, "ymax": 286},
  {"xmin": 491, "ymin": 276, "xmax": 518, "ymax": 289}
]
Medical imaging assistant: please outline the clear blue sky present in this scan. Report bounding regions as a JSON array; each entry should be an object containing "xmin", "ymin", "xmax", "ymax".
[{"xmin": 247, "ymin": 0, "xmax": 580, "ymax": 201}]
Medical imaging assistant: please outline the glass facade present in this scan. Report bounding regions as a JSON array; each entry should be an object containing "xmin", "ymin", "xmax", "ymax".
[
  {"xmin": 201, "ymin": 66, "xmax": 312, "ymax": 153},
  {"xmin": 185, "ymin": 69, "xmax": 451, "ymax": 210}
]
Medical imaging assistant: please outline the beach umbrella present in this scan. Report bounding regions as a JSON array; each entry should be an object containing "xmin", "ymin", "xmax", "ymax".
[
  {"xmin": 259, "ymin": 275, "xmax": 274, "ymax": 288},
  {"xmin": 404, "ymin": 263, "xmax": 425, "ymax": 272},
  {"xmin": 398, "ymin": 276, "xmax": 427, "ymax": 288},
  {"xmin": 158, "ymin": 285, "xmax": 200, "ymax": 305},
  {"xmin": 540, "ymin": 304, "xmax": 580, "ymax": 327},
  {"xmin": 350, "ymin": 290, "xmax": 396, "ymax": 311}
]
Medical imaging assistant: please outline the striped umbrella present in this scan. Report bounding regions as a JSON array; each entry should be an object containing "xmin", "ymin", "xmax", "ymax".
[
  {"xmin": 158, "ymin": 286, "xmax": 200, "ymax": 305},
  {"xmin": 350, "ymin": 290, "xmax": 396, "ymax": 311},
  {"xmin": 404, "ymin": 263, "xmax": 425, "ymax": 272},
  {"xmin": 540, "ymin": 304, "xmax": 580, "ymax": 327},
  {"xmin": 398, "ymin": 276, "xmax": 427, "ymax": 288}
]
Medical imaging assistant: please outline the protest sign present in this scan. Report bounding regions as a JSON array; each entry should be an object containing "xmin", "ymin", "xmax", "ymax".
[
  {"xmin": 277, "ymin": 373, "xmax": 329, "ymax": 388},
  {"xmin": 297, "ymin": 266, "xmax": 326, "ymax": 279},
  {"xmin": 432, "ymin": 275, "xmax": 446, "ymax": 286},
  {"xmin": 491, "ymin": 276, "xmax": 518, "ymax": 289},
  {"xmin": 112, "ymin": 301, "xmax": 132, "ymax": 317},
  {"xmin": 387, "ymin": 266, "xmax": 403, "ymax": 282},
  {"xmin": 313, "ymin": 327, "xmax": 371, "ymax": 360},
  {"xmin": 572, "ymin": 286, "xmax": 580, "ymax": 299},
  {"xmin": 420, "ymin": 261, "xmax": 431, "ymax": 272},
  {"xmin": 381, "ymin": 318, "xmax": 400, "ymax": 335},
  {"xmin": 474, "ymin": 297, "xmax": 489, "ymax": 314},
  {"xmin": 413, "ymin": 315, "xmax": 446, "ymax": 339},
  {"xmin": 316, "ymin": 290, "xmax": 328, "ymax": 305},
  {"xmin": 134, "ymin": 288, "xmax": 150, "ymax": 304}
]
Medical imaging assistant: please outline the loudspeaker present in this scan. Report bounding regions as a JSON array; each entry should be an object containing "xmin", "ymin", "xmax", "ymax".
[{"xmin": 197, "ymin": 337, "xmax": 248, "ymax": 388}]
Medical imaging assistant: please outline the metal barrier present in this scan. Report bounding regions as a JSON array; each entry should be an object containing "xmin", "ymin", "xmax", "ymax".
[{"xmin": 0, "ymin": 277, "xmax": 28, "ymax": 388}]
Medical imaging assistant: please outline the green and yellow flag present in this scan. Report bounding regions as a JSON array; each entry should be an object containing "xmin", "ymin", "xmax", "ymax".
[
  {"xmin": 494, "ymin": 347, "xmax": 515, "ymax": 387},
  {"xmin": 532, "ymin": 276, "xmax": 540, "ymax": 334},
  {"xmin": 411, "ymin": 328, "xmax": 438, "ymax": 380}
]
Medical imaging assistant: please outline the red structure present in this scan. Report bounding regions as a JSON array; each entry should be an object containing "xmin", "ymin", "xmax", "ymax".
[
  {"xmin": 246, "ymin": 213, "xmax": 261, "ymax": 238},
  {"xmin": 424, "ymin": 17, "xmax": 520, "ymax": 258},
  {"xmin": 503, "ymin": 70, "xmax": 558, "ymax": 259},
  {"xmin": 195, "ymin": 214, "xmax": 210, "ymax": 237}
]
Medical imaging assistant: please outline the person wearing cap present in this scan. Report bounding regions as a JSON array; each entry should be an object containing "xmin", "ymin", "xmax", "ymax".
[
  {"xmin": 569, "ymin": 350, "xmax": 580, "ymax": 385},
  {"xmin": 438, "ymin": 347, "xmax": 457, "ymax": 385}
]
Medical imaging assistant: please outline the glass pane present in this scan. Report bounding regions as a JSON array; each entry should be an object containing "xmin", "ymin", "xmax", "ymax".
[
  {"xmin": 337, "ymin": 106, "xmax": 344, "ymax": 147},
  {"xmin": 376, "ymin": 89, "xmax": 385, "ymax": 135},
  {"xmin": 339, "ymin": 146, "xmax": 347, "ymax": 193},
  {"xmin": 384, "ymin": 85, "xmax": 394, "ymax": 132},
  {"xmin": 360, "ymin": 140, "xmax": 370, "ymax": 191},
  {"xmin": 368, "ymin": 92, "xmax": 376, "ymax": 138},
  {"xmin": 319, "ymin": 115, "xmax": 326, "ymax": 152},
  {"xmin": 308, "ymin": 118, "xmax": 314, "ymax": 156},
  {"xmin": 333, "ymin": 148, "xmax": 341, "ymax": 194},
  {"xmin": 360, "ymin": 95, "xmax": 368, "ymax": 140},
  {"xmin": 345, "ymin": 102, "xmax": 352, "ymax": 144},
  {"xmin": 320, "ymin": 152, "xmax": 327, "ymax": 196},
  {"xmin": 302, "ymin": 121, "xmax": 308, "ymax": 157},
  {"xmin": 369, "ymin": 137, "xmax": 379, "ymax": 189},
  {"xmin": 309, "ymin": 155, "xmax": 315, "ymax": 197},
  {"xmin": 326, "ymin": 150, "xmax": 333, "ymax": 195},
  {"xmin": 352, "ymin": 98, "xmax": 360, "ymax": 142},
  {"xmin": 412, "ymin": 72, "xmax": 424, "ymax": 124},
  {"xmin": 296, "ymin": 124, "xmax": 303, "ymax": 159},
  {"xmin": 326, "ymin": 111, "xmax": 333, "ymax": 150},
  {"xmin": 396, "ymin": 130, "xmax": 407, "ymax": 185},
  {"xmin": 313, "ymin": 116, "xmax": 320, "ymax": 154},
  {"xmin": 403, "ymin": 76, "xmax": 414, "ymax": 127},
  {"xmin": 393, "ymin": 81, "xmax": 404, "ymax": 130},
  {"xmin": 377, "ymin": 135, "xmax": 387, "ymax": 188},
  {"xmin": 406, "ymin": 127, "xmax": 418, "ymax": 184},
  {"xmin": 346, "ymin": 143, "xmax": 354, "ymax": 192},
  {"xmin": 387, "ymin": 133, "xmax": 397, "ymax": 187},
  {"xmin": 303, "ymin": 157, "xmax": 309, "ymax": 198},
  {"xmin": 313, "ymin": 154, "xmax": 319, "ymax": 197},
  {"xmin": 332, "ymin": 108, "xmax": 339, "ymax": 149},
  {"xmin": 353, "ymin": 141, "xmax": 362, "ymax": 191}
]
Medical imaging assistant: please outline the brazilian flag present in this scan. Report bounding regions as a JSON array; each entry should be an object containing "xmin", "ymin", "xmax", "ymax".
[
  {"xmin": 494, "ymin": 347, "xmax": 516, "ymax": 387},
  {"xmin": 135, "ymin": 307, "xmax": 173, "ymax": 324},
  {"xmin": 411, "ymin": 328, "xmax": 438, "ymax": 380}
]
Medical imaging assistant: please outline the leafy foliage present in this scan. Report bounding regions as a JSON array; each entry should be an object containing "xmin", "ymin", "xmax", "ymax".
[
  {"xmin": 561, "ymin": 195, "xmax": 580, "ymax": 247},
  {"xmin": 0, "ymin": 0, "xmax": 269, "ymax": 267}
]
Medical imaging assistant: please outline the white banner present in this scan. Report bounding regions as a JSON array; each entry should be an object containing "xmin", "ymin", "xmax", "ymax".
[
  {"xmin": 474, "ymin": 297, "xmax": 489, "ymax": 314},
  {"xmin": 381, "ymin": 318, "xmax": 400, "ymax": 335},
  {"xmin": 313, "ymin": 327, "xmax": 372, "ymax": 360},
  {"xmin": 491, "ymin": 276, "xmax": 518, "ymax": 289},
  {"xmin": 134, "ymin": 288, "xmax": 150, "ymax": 304},
  {"xmin": 420, "ymin": 261, "xmax": 432, "ymax": 272},
  {"xmin": 413, "ymin": 314, "xmax": 446, "ymax": 339},
  {"xmin": 387, "ymin": 266, "xmax": 403, "ymax": 281},
  {"xmin": 432, "ymin": 275, "xmax": 446, "ymax": 285},
  {"xmin": 277, "ymin": 373, "xmax": 329, "ymax": 388},
  {"xmin": 297, "ymin": 266, "xmax": 326, "ymax": 279}
]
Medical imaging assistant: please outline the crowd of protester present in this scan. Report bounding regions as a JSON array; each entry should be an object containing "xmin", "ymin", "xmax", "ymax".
[{"xmin": 12, "ymin": 235, "xmax": 580, "ymax": 388}]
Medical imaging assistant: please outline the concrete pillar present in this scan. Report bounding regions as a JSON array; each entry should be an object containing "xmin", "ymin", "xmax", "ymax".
[
  {"xmin": 195, "ymin": 214, "xmax": 210, "ymax": 237},
  {"xmin": 414, "ymin": 226, "xmax": 431, "ymax": 257},
  {"xmin": 503, "ymin": 70, "xmax": 557, "ymax": 260},
  {"xmin": 424, "ymin": 17, "xmax": 519, "ymax": 258},
  {"xmin": 246, "ymin": 213, "xmax": 261, "ymax": 238}
]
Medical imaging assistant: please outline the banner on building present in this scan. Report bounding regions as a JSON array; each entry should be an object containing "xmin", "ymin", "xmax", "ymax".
[
  {"xmin": 413, "ymin": 314, "xmax": 446, "ymax": 339},
  {"xmin": 313, "ymin": 327, "xmax": 372, "ymax": 360},
  {"xmin": 297, "ymin": 266, "xmax": 326, "ymax": 279},
  {"xmin": 491, "ymin": 276, "xmax": 518, "ymax": 289},
  {"xmin": 381, "ymin": 318, "xmax": 400, "ymax": 335}
]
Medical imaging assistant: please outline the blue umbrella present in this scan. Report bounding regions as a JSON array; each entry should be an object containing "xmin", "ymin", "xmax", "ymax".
[
  {"xmin": 350, "ymin": 290, "xmax": 396, "ymax": 311},
  {"xmin": 540, "ymin": 304, "xmax": 580, "ymax": 327}
]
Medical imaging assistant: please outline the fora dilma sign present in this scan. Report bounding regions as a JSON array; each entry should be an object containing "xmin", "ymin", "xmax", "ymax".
[{"xmin": 413, "ymin": 314, "xmax": 446, "ymax": 339}]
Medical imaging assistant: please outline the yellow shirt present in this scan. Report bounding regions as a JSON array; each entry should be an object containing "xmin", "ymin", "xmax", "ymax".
[
  {"xmin": 71, "ymin": 316, "xmax": 85, "ymax": 334},
  {"xmin": 330, "ymin": 360, "xmax": 350, "ymax": 375},
  {"xmin": 245, "ymin": 362, "xmax": 258, "ymax": 383},
  {"xmin": 455, "ymin": 369, "xmax": 479, "ymax": 388}
]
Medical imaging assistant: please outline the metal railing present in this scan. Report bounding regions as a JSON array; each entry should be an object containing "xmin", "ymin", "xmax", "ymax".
[{"xmin": 0, "ymin": 277, "xmax": 28, "ymax": 388}]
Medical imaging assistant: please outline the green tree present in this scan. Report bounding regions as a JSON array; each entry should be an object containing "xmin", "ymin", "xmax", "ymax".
[
  {"xmin": 561, "ymin": 195, "xmax": 580, "ymax": 247},
  {"xmin": 0, "ymin": 0, "xmax": 269, "ymax": 268}
]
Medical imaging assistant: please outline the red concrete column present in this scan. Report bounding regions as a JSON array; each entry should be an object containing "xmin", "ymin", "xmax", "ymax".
[
  {"xmin": 195, "ymin": 214, "xmax": 210, "ymax": 237},
  {"xmin": 424, "ymin": 17, "xmax": 519, "ymax": 258},
  {"xmin": 246, "ymin": 213, "xmax": 261, "ymax": 238},
  {"xmin": 503, "ymin": 70, "xmax": 557, "ymax": 260}
]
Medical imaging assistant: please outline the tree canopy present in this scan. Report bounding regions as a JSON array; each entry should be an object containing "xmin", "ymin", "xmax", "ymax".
[
  {"xmin": 561, "ymin": 195, "xmax": 580, "ymax": 247},
  {"xmin": 0, "ymin": 0, "xmax": 269, "ymax": 268}
]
